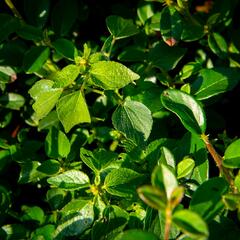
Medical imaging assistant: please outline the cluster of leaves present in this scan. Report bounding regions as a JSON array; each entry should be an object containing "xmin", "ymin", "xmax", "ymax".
[{"xmin": 1, "ymin": 0, "xmax": 240, "ymax": 239}]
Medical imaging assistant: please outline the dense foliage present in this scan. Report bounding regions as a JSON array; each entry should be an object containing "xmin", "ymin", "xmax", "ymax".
[{"xmin": 1, "ymin": 0, "xmax": 240, "ymax": 239}]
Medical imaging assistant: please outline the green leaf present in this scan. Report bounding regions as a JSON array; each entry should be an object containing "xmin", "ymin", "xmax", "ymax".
[
  {"xmin": 37, "ymin": 159, "xmax": 60, "ymax": 175},
  {"xmin": 29, "ymin": 80, "xmax": 63, "ymax": 120},
  {"xmin": 56, "ymin": 91, "xmax": 91, "ymax": 133},
  {"xmin": 112, "ymin": 99, "xmax": 153, "ymax": 144},
  {"xmin": 151, "ymin": 164, "xmax": 178, "ymax": 199},
  {"xmin": 54, "ymin": 201, "xmax": 94, "ymax": 239},
  {"xmin": 49, "ymin": 64, "xmax": 80, "ymax": 88},
  {"xmin": 192, "ymin": 68, "xmax": 240, "ymax": 100},
  {"xmin": 89, "ymin": 61, "xmax": 139, "ymax": 90},
  {"xmin": 106, "ymin": 15, "xmax": 139, "ymax": 39},
  {"xmin": 118, "ymin": 46, "xmax": 146, "ymax": 62},
  {"xmin": 80, "ymin": 148, "xmax": 118, "ymax": 173},
  {"xmin": 115, "ymin": 230, "xmax": 158, "ymax": 240},
  {"xmin": 172, "ymin": 209, "xmax": 209, "ymax": 239},
  {"xmin": 181, "ymin": 20, "xmax": 205, "ymax": 42},
  {"xmin": 104, "ymin": 168, "xmax": 143, "ymax": 198},
  {"xmin": 21, "ymin": 206, "xmax": 45, "ymax": 224},
  {"xmin": 47, "ymin": 170, "xmax": 90, "ymax": 190},
  {"xmin": 137, "ymin": 3, "xmax": 154, "ymax": 25},
  {"xmin": 51, "ymin": 0, "xmax": 78, "ymax": 36},
  {"xmin": 148, "ymin": 42, "xmax": 186, "ymax": 71},
  {"xmin": 161, "ymin": 89, "xmax": 206, "ymax": 135},
  {"xmin": 160, "ymin": 6, "xmax": 182, "ymax": 45},
  {"xmin": 208, "ymin": 32, "xmax": 228, "ymax": 59},
  {"xmin": 177, "ymin": 157, "xmax": 195, "ymax": 179},
  {"xmin": 38, "ymin": 111, "xmax": 60, "ymax": 131},
  {"xmin": 0, "ymin": 224, "xmax": 27, "ymax": 240},
  {"xmin": 0, "ymin": 14, "xmax": 20, "ymax": 43},
  {"xmin": 159, "ymin": 147, "xmax": 176, "ymax": 169},
  {"xmin": 52, "ymin": 38, "xmax": 77, "ymax": 60},
  {"xmin": 137, "ymin": 185, "xmax": 167, "ymax": 210},
  {"xmin": 33, "ymin": 224, "xmax": 55, "ymax": 240},
  {"xmin": 91, "ymin": 205, "xmax": 129, "ymax": 240},
  {"xmin": 23, "ymin": 46, "xmax": 50, "ymax": 73},
  {"xmin": 0, "ymin": 93, "xmax": 25, "ymax": 110},
  {"xmin": 24, "ymin": 0, "xmax": 50, "ymax": 27},
  {"xmin": 16, "ymin": 24, "xmax": 43, "ymax": 41},
  {"xmin": 189, "ymin": 177, "xmax": 228, "ymax": 221},
  {"xmin": 18, "ymin": 161, "xmax": 46, "ymax": 184},
  {"xmin": 223, "ymin": 139, "xmax": 240, "ymax": 168}
]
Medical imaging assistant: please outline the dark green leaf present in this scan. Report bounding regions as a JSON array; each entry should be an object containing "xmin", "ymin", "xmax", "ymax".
[
  {"xmin": 47, "ymin": 170, "xmax": 90, "ymax": 190},
  {"xmin": 172, "ymin": 209, "xmax": 209, "ymax": 239},
  {"xmin": 106, "ymin": 15, "xmax": 139, "ymax": 39},
  {"xmin": 223, "ymin": 139, "xmax": 240, "ymax": 168},
  {"xmin": 112, "ymin": 99, "xmax": 153, "ymax": 144},
  {"xmin": 208, "ymin": 32, "xmax": 228, "ymax": 59},
  {"xmin": 115, "ymin": 229, "xmax": 158, "ymax": 240},
  {"xmin": 89, "ymin": 61, "xmax": 139, "ymax": 90},
  {"xmin": 148, "ymin": 42, "xmax": 186, "ymax": 71},
  {"xmin": 189, "ymin": 177, "xmax": 228, "ymax": 221},
  {"xmin": 0, "ymin": 224, "xmax": 27, "ymax": 240},
  {"xmin": 56, "ymin": 91, "xmax": 91, "ymax": 133},
  {"xmin": 0, "ymin": 93, "xmax": 25, "ymax": 110},
  {"xmin": 161, "ymin": 89, "xmax": 206, "ymax": 135},
  {"xmin": 181, "ymin": 20, "xmax": 205, "ymax": 42},
  {"xmin": 104, "ymin": 168, "xmax": 143, "ymax": 198},
  {"xmin": 92, "ymin": 205, "xmax": 129, "ymax": 240},
  {"xmin": 23, "ymin": 46, "xmax": 50, "ymax": 73},
  {"xmin": 37, "ymin": 159, "xmax": 61, "ymax": 175},
  {"xmin": 29, "ymin": 80, "xmax": 63, "ymax": 120},
  {"xmin": 192, "ymin": 68, "xmax": 240, "ymax": 100},
  {"xmin": 160, "ymin": 6, "xmax": 182, "ymax": 45},
  {"xmin": 52, "ymin": 38, "xmax": 78, "ymax": 60},
  {"xmin": 16, "ymin": 24, "xmax": 43, "ymax": 41},
  {"xmin": 137, "ymin": 185, "xmax": 167, "ymax": 210},
  {"xmin": 51, "ymin": 0, "xmax": 78, "ymax": 36},
  {"xmin": 49, "ymin": 64, "xmax": 80, "ymax": 88},
  {"xmin": 0, "ymin": 14, "xmax": 20, "ymax": 43},
  {"xmin": 18, "ymin": 161, "xmax": 46, "ymax": 184}
]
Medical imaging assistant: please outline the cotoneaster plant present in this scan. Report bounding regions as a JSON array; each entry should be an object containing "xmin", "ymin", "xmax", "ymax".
[{"xmin": 1, "ymin": 0, "xmax": 240, "ymax": 239}]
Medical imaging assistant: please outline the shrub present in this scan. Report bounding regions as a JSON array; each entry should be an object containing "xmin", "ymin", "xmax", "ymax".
[{"xmin": 1, "ymin": 0, "xmax": 240, "ymax": 239}]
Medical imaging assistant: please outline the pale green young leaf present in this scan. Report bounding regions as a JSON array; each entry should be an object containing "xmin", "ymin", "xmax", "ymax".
[
  {"xmin": 112, "ymin": 99, "xmax": 152, "ymax": 144},
  {"xmin": 49, "ymin": 64, "xmax": 80, "ymax": 88},
  {"xmin": 56, "ymin": 91, "xmax": 91, "ymax": 133},
  {"xmin": 177, "ymin": 157, "xmax": 195, "ymax": 179},
  {"xmin": 151, "ymin": 164, "xmax": 178, "ymax": 200},
  {"xmin": 29, "ymin": 80, "xmax": 63, "ymax": 120},
  {"xmin": 161, "ymin": 89, "xmax": 206, "ymax": 135},
  {"xmin": 89, "ymin": 61, "xmax": 140, "ymax": 90}
]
